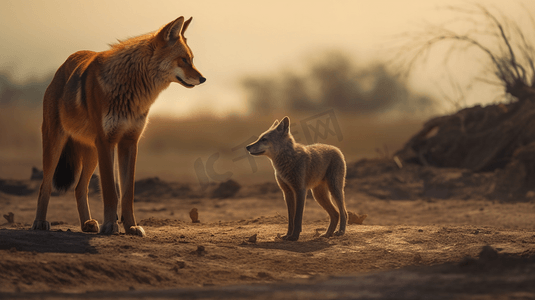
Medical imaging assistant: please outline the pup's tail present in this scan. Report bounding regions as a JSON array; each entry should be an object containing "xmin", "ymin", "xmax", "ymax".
[{"xmin": 53, "ymin": 138, "xmax": 79, "ymax": 192}]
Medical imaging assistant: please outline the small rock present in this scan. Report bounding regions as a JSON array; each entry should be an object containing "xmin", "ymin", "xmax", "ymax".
[
  {"xmin": 190, "ymin": 245, "xmax": 207, "ymax": 256},
  {"xmin": 176, "ymin": 261, "xmax": 186, "ymax": 269},
  {"xmin": 257, "ymin": 272, "xmax": 271, "ymax": 279},
  {"xmin": 210, "ymin": 179, "xmax": 241, "ymax": 199},
  {"xmin": 3, "ymin": 212, "xmax": 14, "ymax": 224},
  {"xmin": 348, "ymin": 211, "xmax": 367, "ymax": 224},
  {"xmin": 479, "ymin": 245, "xmax": 499, "ymax": 261},
  {"xmin": 51, "ymin": 221, "xmax": 67, "ymax": 226},
  {"xmin": 30, "ymin": 167, "xmax": 43, "ymax": 180},
  {"xmin": 248, "ymin": 234, "xmax": 257, "ymax": 243},
  {"xmin": 189, "ymin": 208, "xmax": 200, "ymax": 223}
]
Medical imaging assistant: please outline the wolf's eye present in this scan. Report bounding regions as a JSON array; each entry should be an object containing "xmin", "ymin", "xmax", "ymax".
[
  {"xmin": 182, "ymin": 58, "xmax": 189, "ymax": 65},
  {"xmin": 260, "ymin": 137, "xmax": 267, "ymax": 142}
]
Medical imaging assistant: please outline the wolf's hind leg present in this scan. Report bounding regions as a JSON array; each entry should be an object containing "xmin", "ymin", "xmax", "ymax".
[
  {"xmin": 312, "ymin": 182, "xmax": 339, "ymax": 238},
  {"xmin": 32, "ymin": 131, "xmax": 68, "ymax": 230},
  {"xmin": 327, "ymin": 176, "xmax": 347, "ymax": 236},
  {"xmin": 76, "ymin": 143, "xmax": 100, "ymax": 232}
]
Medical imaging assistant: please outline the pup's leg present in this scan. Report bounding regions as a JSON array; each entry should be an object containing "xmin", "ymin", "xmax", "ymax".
[
  {"xmin": 95, "ymin": 139, "xmax": 119, "ymax": 234},
  {"xmin": 277, "ymin": 179, "xmax": 295, "ymax": 239},
  {"xmin": 32, "ymin": 131, "xmax": 68, "ymax": 230},
  {"xmin": 327, "ymin": 175, "xmax": 347, "ymax": 236},
  {"xmin": 312, "ymin": 182, "xmax": 339, "ymax": 238},
  {"xmin": 287, "ymin": 187, "xmax": 307, "ymax": 241},
  {"xmin": 118, "ymin": 138, "xmax": 145, "ymax": 236},
  {"xmin": 75, "ymin": 143, "xmax": 99, "ymax": 232}
]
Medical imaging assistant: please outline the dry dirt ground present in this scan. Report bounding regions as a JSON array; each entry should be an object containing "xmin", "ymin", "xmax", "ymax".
[{"xmin": 1, "ymin": 162, "xmax": 535, "ymax": 299}]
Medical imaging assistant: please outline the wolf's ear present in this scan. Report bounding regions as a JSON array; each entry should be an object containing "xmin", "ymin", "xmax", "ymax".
[
  {"xmin": 159, "ymin": 16, "xmax": 185, "ymax": 44},
  {"xmin": 276, "ymin": 116, "xmax": 290, "ymax": 134},
  {"xmin": 181, "ymin": 17, "xmax": 193, "ymax": 37},
  {"xmin": 270, "ymin": 119, "xmax": 280, "ymax": 129}
]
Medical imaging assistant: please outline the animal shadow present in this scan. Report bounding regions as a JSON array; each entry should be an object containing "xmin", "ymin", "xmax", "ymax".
[
  {"xmin": 242, "ymin": 237, "xmax": 333, "ymax": 253},
  {"xmin": 0, "ymin": 228, "xmax": 98, "ymax": 254}
]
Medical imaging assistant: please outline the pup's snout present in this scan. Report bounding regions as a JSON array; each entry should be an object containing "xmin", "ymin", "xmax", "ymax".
[{"xmin": 199, "ymin": 76, "xmax": 206, "ymax": 84}]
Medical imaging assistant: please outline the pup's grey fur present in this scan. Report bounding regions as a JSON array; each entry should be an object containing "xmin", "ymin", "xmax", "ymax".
[{"xmin": 246, "ymin": 116, "xmax": 347, "ymax": 241}]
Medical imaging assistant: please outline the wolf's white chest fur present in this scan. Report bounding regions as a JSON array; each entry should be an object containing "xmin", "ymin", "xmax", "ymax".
[{"xmin": 102, "ymin": 113, "xmax": 147, "ymax": 138}]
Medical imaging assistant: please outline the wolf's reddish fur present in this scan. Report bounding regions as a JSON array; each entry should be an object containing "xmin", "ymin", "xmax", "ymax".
[{"xmin": 32, "ymin": 17, "xmax": 205, "ymax": 236}]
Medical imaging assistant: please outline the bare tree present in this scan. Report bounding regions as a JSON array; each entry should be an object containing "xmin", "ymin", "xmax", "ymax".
[
  {"xmin": 394, "ymin": 3, "xmax": 535, "ymax": 102},
  {"xmin": 394, "ymin": 4, "xmax": 535, "ymax": 201}
]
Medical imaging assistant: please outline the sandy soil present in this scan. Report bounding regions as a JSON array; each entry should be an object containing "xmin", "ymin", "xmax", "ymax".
[{"xmin": 1, "ymin": 161, "xmax": 535, "ymax": 299}]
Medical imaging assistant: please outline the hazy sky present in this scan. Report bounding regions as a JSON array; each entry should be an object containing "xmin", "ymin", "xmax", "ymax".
[{"xmin": 1, "ymin": 0, "xmax": 534, "ymax": 117}]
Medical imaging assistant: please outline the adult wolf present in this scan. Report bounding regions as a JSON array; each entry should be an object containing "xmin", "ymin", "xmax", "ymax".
[
  {"xmin": 32, "ymin": 17, "xmax": 205, "ymax": 236},
  {"xmin": 246, "ymin": 117, "xmax": 348, "ymax": 241}
]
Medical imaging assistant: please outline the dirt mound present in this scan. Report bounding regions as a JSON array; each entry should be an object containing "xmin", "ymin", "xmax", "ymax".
[
  {"xmin": 4, "ymin": 158, "xmax": 532, "ymax": 204},
  {"xmin": 210, "ymin": 179, "xmax": 241, "ymax": 199},
  {"xmin": 30, "ymin": 167, "xmax": 43, "ymax": 181},
  {"xmin": 345, "ymin": 158, "xmax": 497, "ymax": 201},
  {"xmin": 236, "ymin": 182, "xmax": 281, "ymax": 198},
  {"xmin": 395, "ymin": 96, "xmax": 535, "ymax": 201},
  {"xmin": 0, "ymin": 167, "xmax": 280, "ymax": 202},
  {"xmin": 0, "ymin": 179, "xmax": 38, "ymax": 196},
  {"xmin": 459, "ymin": 245, "xmax": 535, "ymax": 273},
  {"xmin": 134, "ymin": 177, "xmax": 196, "ymax": 201}
]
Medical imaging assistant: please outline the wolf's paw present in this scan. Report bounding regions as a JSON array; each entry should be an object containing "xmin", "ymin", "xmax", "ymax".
[
  {"xmin": 125, "ymin": 225, "xmax": 146, "ymax": 237},
  {"xmin": 82, "ymin": 219, "xmax": 100, "ymax": 233},
  {"xmin": 31, "ymin": 220, "xmax": 50, "ymax": 231},
  {"xmin": 282, "ymin": 234, "xmax": 300, "ymax": 241},
  {"xmin": 334, "ymin": 230, "xmax": 345, "ymax": 236},
  {"xmin": 99, "ymin": 222, "xmax": 119, "ymax": 235},
  {"xmin": 319, "ymin": 232, "xmax": 334, "ymax": 238}
]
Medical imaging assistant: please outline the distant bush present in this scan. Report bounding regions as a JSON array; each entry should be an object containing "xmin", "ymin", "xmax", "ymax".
[
  {"xmin": 241, "ymin": 51, "xmax": 436, "ymax": 115},
  {"xmin": 0, "ymin": 69, "xmax": 52, "ymax": 107}
]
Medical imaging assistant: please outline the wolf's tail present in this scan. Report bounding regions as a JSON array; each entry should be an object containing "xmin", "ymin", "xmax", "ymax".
[{"xmin": 53, "ymin": 138, "xmax": 79, "ymax": 192}]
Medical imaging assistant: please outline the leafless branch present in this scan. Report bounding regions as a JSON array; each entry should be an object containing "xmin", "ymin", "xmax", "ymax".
[{"xmin": 392, "ymin": 3, "xmax": 535, "ymax": 104}]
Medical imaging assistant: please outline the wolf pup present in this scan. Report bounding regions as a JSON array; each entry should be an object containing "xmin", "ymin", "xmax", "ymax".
[
  {"xmin": 246, "ymin": 117, "xmax": 347, "ymax": 241},
  {"xmin": 32, "ymin": 17, "xmax": 205, "ymax": 236}
]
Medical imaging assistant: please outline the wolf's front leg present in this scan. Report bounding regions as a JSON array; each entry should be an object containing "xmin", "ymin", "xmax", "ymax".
[
  {"xmin": 286, "ymin": 188, "xmax": 306, "ymax": 241},
  {"xmin": 277, "ymin": 179, "xmax": 295, "ymax": 239},
  {"xmin": 118, "ymin": 138, "xmax": 145, "ymax": 237},
  {"xmin": 96, "ymin": 140, "xmax": 119, "ymax": 234}
]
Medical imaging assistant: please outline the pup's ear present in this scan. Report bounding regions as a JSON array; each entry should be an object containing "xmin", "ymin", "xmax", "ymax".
[
  {"xmin": 270, "ymin": 119, "xmax": 280, "ymax": 129},
  {"xmin": 276, "ymin": 116, "xmax": 290, "ymax": 134},
  {"xmin": 181, "ymin": 17, "xmax": 193, "ymax": 37},
  {"xmin": 159, "ymin": 16, "xmax": 185, "ymax": 44}
]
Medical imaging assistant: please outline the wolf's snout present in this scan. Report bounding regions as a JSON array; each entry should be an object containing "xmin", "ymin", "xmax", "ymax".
[
  {"xmin": 246, "ymin": 145, "xmax": 252, "ymax": 152},
  {"xmin": 199, "ymin": 76, "xmax": 206, "ymax": 84}
]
